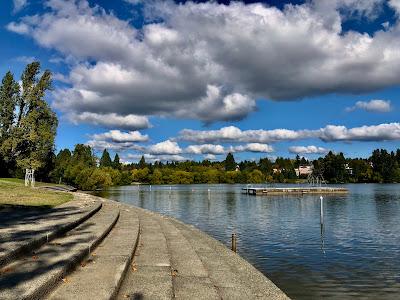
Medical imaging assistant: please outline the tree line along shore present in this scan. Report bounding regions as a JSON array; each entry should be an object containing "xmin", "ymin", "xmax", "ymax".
[
  {"xmin": 47, "ymin": 146, "xmax": 400, "ymax": 190},
  {"xmin": 1, "ymin": 62, "xmax": 400, "ymax": 191}
]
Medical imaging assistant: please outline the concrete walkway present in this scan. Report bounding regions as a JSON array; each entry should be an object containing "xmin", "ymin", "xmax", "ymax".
[{"xmin": 0, "ymin": 192, "xmax": 289, "ymax": 300}]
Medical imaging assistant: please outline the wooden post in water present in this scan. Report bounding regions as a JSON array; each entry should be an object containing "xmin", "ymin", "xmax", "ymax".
[{"xmin": 231, "ymin": 233, "xmax": 237, "ymax": 253}]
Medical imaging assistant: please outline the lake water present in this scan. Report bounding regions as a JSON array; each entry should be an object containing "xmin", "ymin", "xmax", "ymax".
[{"xmin": 94, "ymin": 184, "xmax": 400, "ymax": 299}]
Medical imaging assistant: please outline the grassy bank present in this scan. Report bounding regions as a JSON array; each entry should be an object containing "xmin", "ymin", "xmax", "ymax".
[{"xmin": 0, "ymin": 178, "xmax": 72, "ymax": 207}]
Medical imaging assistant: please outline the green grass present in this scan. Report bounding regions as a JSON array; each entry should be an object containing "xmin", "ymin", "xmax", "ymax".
[{"xmin": 0, "ymin": 178, "xmax": 73, "ymax": 207}]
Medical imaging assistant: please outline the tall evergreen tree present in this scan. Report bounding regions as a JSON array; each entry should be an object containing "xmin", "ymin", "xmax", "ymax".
[
  {"xmin": 70, "ymin": 144, "xmax": 96, "ymax": 167},
  {"xmin": 113, "ymin": 153, "xmax": 121, "ymax": 169},
  {"xmin": 139, "ymin": 155, "xmax": 146, "ymax": 169},
  {"xmin": 224, "ymin": 152, "xmax": 236, "ymax": 171},
  {"xmin": 100, "ymin": 149, "xmax": 113, "ymax": 168},
  {"xmin": 50, "ymin": 149, "xmax": 72, "ymax": 182},
  {"xmin": 294, "ymin": 154, "xmax": 301, "ymax": 168},
  {"xmin": 259, "ymin": 157, "xmax": 273, "ymax": 174}
]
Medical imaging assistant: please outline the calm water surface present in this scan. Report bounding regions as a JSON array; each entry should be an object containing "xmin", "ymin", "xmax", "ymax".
[{"xmin": 94, "ymin": 184, "xmax": 400, "ymax": 299}]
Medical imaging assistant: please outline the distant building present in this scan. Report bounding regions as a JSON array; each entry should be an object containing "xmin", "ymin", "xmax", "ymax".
[
  {"xmin": 273, "ymin": 168, "xmax": 281, "ymax": 174},
  {"xmin": 235, "ymin": 165, "xmax": 240, "ymax": 172},
  {"xmin": 344, "ymin": 164, "xmax": 353, "ymax": 175},
  {"xmin": 295, "ymin": 165, "xmax": 313, "ymax": 177}
]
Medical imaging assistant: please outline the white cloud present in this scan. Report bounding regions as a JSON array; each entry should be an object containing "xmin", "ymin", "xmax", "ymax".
[
  {"xmin": 179, "ymin": 126, "xmax": 314, "ymax": 143},
  {"xmin": 185, "ymin": 144, "xmax": 225, "ymax": 155},
  {"xmin": 312, "ymin": 0, "xmax": 384, "ymax": 22},
  {"xmin": 179, "ymin": 123, "xmax": 400, "ymax": 143},
  {"xmin": 14, "ymin": 56, "xmax": 36, "ymax": 63},
  {"xmin": 124, "ymin": 0, "xmax": 143, "ymax": 4},
  {"xmin": 6, "ymin": 22, "xmax": 30, "ymax": 34},
  {"xmin": 86, "ymin": 140, "xmax": 140, "ymax": 151},
  {"xmin": 204, "ymin": 154, "xmax": 217, "ymax": 161},
  {"xmin": 148, "ymin": 140, "xmax": 182, "ymax": 155},
  {"xmin": 91, "ymin": 130, "xmax": 149, "ymax": 143},
  {"xmin": 289, "ymin": 145, "xmax": 330, "ymax": 154},
  {"xmin": 68, "ymin": 112, "xmax": 150, "ymax": 130},
  {"xmin": 232, "ymin": 143, "xmax": 274, "ymax": 153},
  {"xmin": 52, "ymin": 72, "xmax": 70, "ymax": 84},
  {"xmin": 345, "ymin": 99, "xmax": 392, "ymax": 112},
  {"xmin": 389, "ymin": 0, "xmax": 400, "ymax": 15},
  {"xmin": 8, "ymin": 1, "xmax": 400, "ymax": 123},
  {"xmin": 13, "ymin": 0, "xmax": 28, "ymax": 13},
  {"xmin": 126, "ymin": 153, "xmax": 187, "ymax": 163},
  {"xmin": 318, "ymin": 123, "xmax": 400, "ymax": 141}
]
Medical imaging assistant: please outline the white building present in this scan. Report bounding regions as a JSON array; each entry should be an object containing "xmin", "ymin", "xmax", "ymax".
[
  {"xmin": 344, "ymin": 163, "xmax": 353, "ymax": 175},
  {"xmin": 295, "ymin": 165, "xmax": 313, "ymax": 177}
]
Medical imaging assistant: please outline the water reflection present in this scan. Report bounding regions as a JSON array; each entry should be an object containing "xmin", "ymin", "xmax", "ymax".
[{"xmin": 94, "ymin": 184, "xmax": 400, "ymax": 300}]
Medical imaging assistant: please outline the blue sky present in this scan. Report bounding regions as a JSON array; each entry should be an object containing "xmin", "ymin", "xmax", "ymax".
[{"xmin": 1, "ymin": 0, "xmax": 400, "ymax": 163}]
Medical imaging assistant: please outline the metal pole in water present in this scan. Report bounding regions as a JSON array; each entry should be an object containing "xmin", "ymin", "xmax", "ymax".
[
  {"xmin": 320, "ymin": 195, "xmax": 326, "ymax": 254},
  {"xmin": 150, "ymin": 185, "xmax": 152, "ymax": 192},
  {"xmin": 320, "ymin": 195, "xmax": 324, "ymax": 225},
  {"xmin": 231, "ymin": 233, "xmax": 237, "ymax": 253}
]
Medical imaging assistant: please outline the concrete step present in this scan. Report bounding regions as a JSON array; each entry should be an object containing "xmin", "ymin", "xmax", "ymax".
[
  {"xmin": 0, "ymin": 203, "xmax": 119, "ymax": 300},
  {"xmin": 0, "ymin": 199, "xmax": 102, "ymax": 269},
  {"xmin": 48, "ymin": 206, "xmax": 140, "ymax": 300},
  {"xmin": 117, "ymin": 210, "xmax": 174, "ymax": 300},
  {"xmin": 168, "ymin": 218, "xmax": 290, "ymax": 300},
  {"xmin": 157, "ymin": 216, "xmax": 221, "ymax": 300}
]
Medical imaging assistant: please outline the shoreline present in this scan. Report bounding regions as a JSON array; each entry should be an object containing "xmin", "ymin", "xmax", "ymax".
[{"xmin": 81, "ymin": 192, "xmax": 290, "ymax": 299}]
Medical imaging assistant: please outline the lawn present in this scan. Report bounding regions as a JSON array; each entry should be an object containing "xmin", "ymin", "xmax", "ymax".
[{"xmin": 0, "ymin": 178, "xmax": 73, "ymax": 207}]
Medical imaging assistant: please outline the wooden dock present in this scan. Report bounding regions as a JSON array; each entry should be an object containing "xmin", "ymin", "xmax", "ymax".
[{"xmin": 242, "ymin": 186, "xmax": 348, "ymax": 195}]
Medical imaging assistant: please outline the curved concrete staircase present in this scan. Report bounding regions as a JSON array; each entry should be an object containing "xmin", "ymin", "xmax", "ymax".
[{"xmin": 0, "ymin": 193, "xmax": 289, "ymax": 300}]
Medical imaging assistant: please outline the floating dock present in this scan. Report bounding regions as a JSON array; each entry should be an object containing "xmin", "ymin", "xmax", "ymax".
[{"xmin": 243, "ymin": 186, "xmax": 348, "ymax": 195}]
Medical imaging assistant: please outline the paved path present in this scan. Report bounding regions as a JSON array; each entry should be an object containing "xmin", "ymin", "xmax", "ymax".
[{"xmin": 0, "ymin": 192, "xmax": 289, "ymax": 299}]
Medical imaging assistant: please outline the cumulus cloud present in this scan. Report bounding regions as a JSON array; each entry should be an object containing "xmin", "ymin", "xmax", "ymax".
[
  {"xmin": 52, "ymin": 72, "xmax": 71, "ymax": 84},
  {"xmin": 389, "ymin": 0, "xmax": 400, "ymax": 15},
  {"xmin": 7, "ymin": 0, "xmax": 400, "ymax": 123},
  {"xmin": 68, "ymin": 112, "xmax": 150, "ymax": 130},
  {"xmin": 6, "ymin": 22, "xmax": 30, "ymax": 34},
  {"xmin": 232, "ymin": 143, "xmax": 274, "ymax": 153},
  {"xmin": 318, "ymin": 123, "xmax": 400, "ymax": 141},
  {"xmin": 124, "ymin": 0, "xmax": 143, "ymax": 4},
  {"xmin": 179, "ymin": 126, "xmax": 314, "ymax": 143},
  {"xmin": 126, "ymin": 153, "xmax": 187, "ymax": 163},
  {"xmin": 14, "ymin": 56, "xmax": 36, "ymax": 63},
  {"xmin": 179, "ymin": 123, "xmax": 400, "ymax": 143},
  {"xmin": 289, "ymin": 145, "xmax": 330, "ymax": 154},
  {"xmin": 91, "ymin": 130, "xmax": 149, "ymax": 143},
  {"xmin": 345, "ymin": 99, "xmax": 392, "ymax": 112},
  {"xmin": 312, "ymin": 0, "xmax": 385, "ymax": 22},
  {"xmin": 86, "ymin": 140, "xmax": 142, "ymax": 151},
  {"xmin": 204, "ymin": 154, "xmax": 217, "ymax": 161},
  {"xmin": 13, "ymin": 0, "xmax": 28, "ymax": 13},
  {"xmin": 148, "ymin": 140, "xmax": 182, "ymax": 155},
  {"xmin": 185, "ymin": 144, "xmax": 225, "ymax": 155},
  {"xmin": 145, "ymin": 142, "xmax": 273, "ymax": 156}
]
